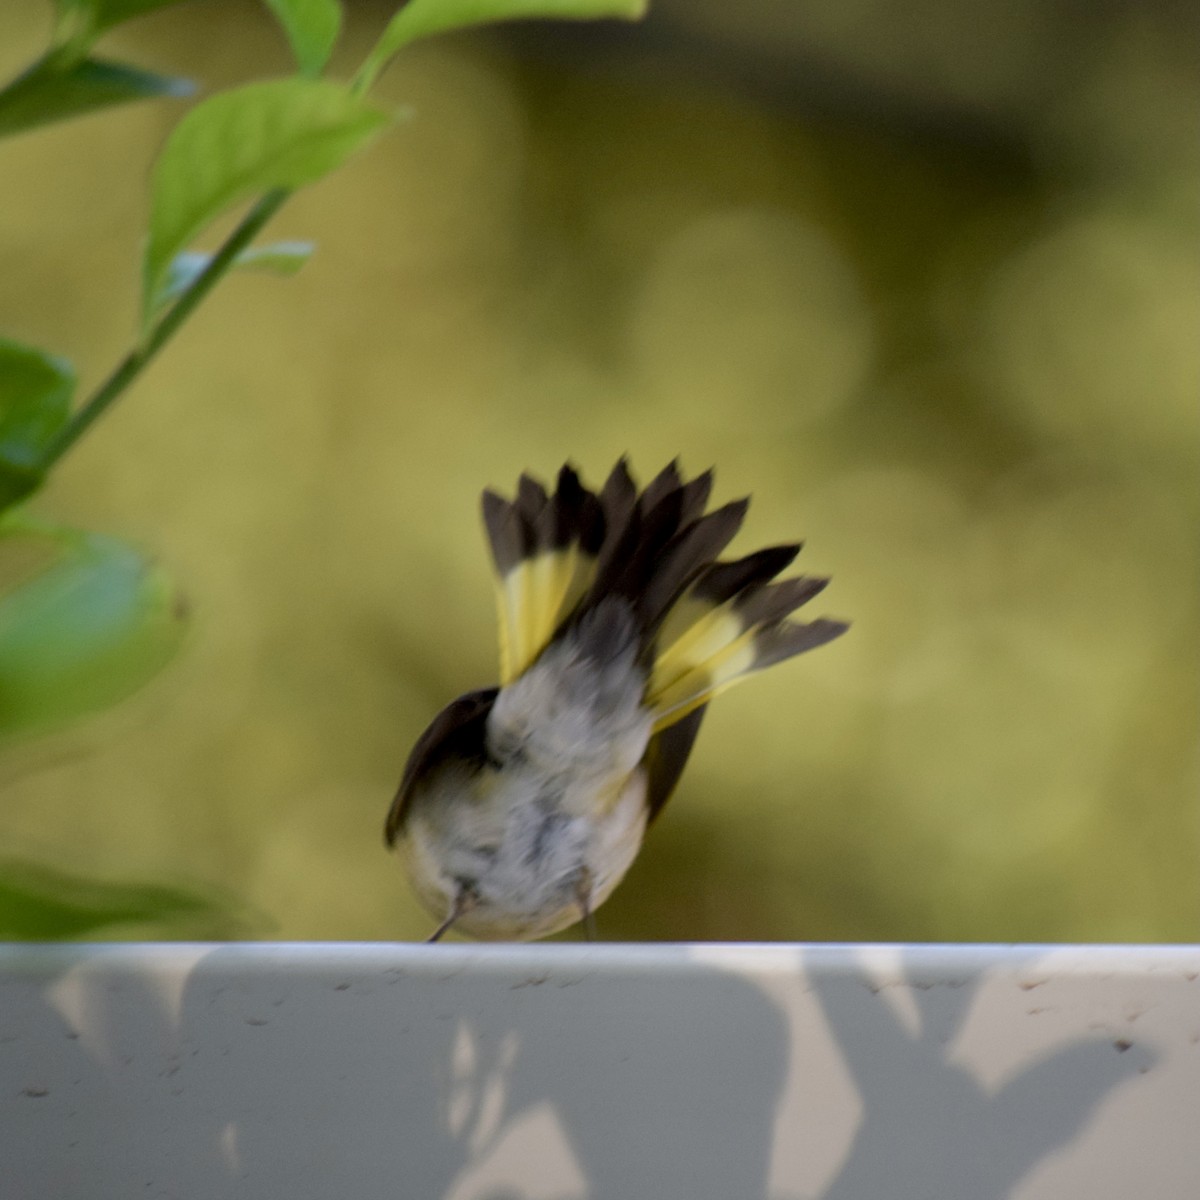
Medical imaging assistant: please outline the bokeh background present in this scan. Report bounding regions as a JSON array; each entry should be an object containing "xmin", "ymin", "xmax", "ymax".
[{"xmin": 0, "ymin": 0, "xmax": 1196, "ymax": 942}]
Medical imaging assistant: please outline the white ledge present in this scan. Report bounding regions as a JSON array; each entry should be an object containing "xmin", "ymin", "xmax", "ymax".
[{"xmin": 2, "ymin": 942, "xmax": 1197, "ymax": 1198}]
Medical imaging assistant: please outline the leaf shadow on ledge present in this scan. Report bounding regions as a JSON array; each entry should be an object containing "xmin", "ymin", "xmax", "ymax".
[
  {"xmin": 797, "ymin": 945, "xmax": 1157, "ymax": 1199},
  {"xmin": 0, "ymin": 943, "xmax": 1167, "ymax": 1200},
  {"xmin": 0, "ymin": 944, "xmax": 792, "ymax": 1200}
]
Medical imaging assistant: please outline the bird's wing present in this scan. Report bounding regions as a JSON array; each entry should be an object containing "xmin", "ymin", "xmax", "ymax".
[{"xmin": 384, "ymin": 686, "xmax": 498, "ymax": 845}]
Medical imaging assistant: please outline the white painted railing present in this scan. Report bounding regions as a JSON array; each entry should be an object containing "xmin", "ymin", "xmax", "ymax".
[{"xmin": 2, "ymin": 943, "xmax": 1197, "ymax": 1198}]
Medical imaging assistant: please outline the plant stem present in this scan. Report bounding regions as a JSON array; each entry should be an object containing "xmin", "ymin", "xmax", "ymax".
[{"xmin": 38, "ymin": 187, "xmax": 291, "ymax": 470}]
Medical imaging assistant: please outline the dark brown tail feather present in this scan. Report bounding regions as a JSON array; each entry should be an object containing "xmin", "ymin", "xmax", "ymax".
[
  {"xmin": 677, "ymin": 470, "xmax": 714, "ymax": 525},
  {"xmin": 551, "ymin": 465, "xmax": 604, "ymax": 554},
  {"xmin": 737, "ymin": 576, "xmax": 830, "ymax": 627},
  {"xmin": 481, "ymin": 489, "xmax": 527, "ymax": 577},
  {"xmin": 635, "ymin": 499, "xmax": 749, "ymax": 635},
  {"xmin": 754, "ymin": 618, "xmax": 849, "ymax": 671},
  {"xmin": 639, "ymin": 459, "xmax": 683, "ymax": 514},
  {"xmin": 693, "ymin": 545, "xmax": 800, "ymax": 605},
  {"xmin": 586, "ymin": 458, "xmax": 641, "ymax": 603}
]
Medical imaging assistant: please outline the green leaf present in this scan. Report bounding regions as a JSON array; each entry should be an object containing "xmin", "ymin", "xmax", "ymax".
[
  {"xmin": 0, "ymin": 523, "xmax": 187, "ymax": 736},
  {"xmin": 153, "ymin": 241, "xmax": 315, "ymax": 315},
  {"xmin": 0, "ymin": 54, "xmax": 193, "ymax": 140},
  {"xmin": 142, "ymin": 78, "xmax": 390, "ymax": 326},
  {"xmin": 261, "ymin": 0, "xmax": 343, "ymax": 77},
  {"xmin": 0, "ymin": 340, "xmax": 76, "ymax": 508},
  {"xmin": 54, "ymin": 0, "xmax": 196, "ymax": 45},
  {"xmin": 357, "ymin": 0, "xmax": 647, "ymax": 91},
  {"xmin": 0, "ymin": 857, "xmax": 257, "ymax": 940}
]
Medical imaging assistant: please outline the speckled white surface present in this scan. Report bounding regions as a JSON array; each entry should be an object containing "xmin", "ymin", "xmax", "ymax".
[{"xmin": 1, "ymin": 943, "xmax": 1197, "ymax": 1198}]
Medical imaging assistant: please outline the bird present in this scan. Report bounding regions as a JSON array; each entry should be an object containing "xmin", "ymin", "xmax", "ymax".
[{"xmin": 385, "ymin": 458, "xmax": 848, "ymax": 942}]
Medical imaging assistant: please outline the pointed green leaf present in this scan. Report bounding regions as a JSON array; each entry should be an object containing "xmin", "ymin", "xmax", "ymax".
[
  {"xmin": 0, "ymin": 524, "xmax": 187, "ymax": 736},
  {"xmin": 0, "ymin": 340, "xmax": 76, "ymax": 508},
  {"xmin": 358, "ymin": 0, "xmax": 646, "ymax": 90},
  {"xmin": 261, "ymin": 0, "xmax": 343, "ymax": 77},
  {"xmin": 153, "ymin": 241, "xmax": 315, "ymax": 315},
  {"xmin": 142, "ymin": 78, "xmax": 390, "ymax": 325},
  {"xmin": 0, "ymin": 54, "xmax": 193, "ymax": 140},
  {"xmin": 0, "ymin": 857, "xmax": 257, "ymax": 940}
]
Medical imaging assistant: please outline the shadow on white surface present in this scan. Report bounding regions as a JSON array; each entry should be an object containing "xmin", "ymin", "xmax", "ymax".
[{"xmin": 0, "ymin": 943, "xmax": 1194, "ymax": 1199}]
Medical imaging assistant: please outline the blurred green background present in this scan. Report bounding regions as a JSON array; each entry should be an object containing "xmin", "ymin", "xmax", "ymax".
[{"xmin": 0, "ymin": 0, "xmax": 1196, "ymax": 942}]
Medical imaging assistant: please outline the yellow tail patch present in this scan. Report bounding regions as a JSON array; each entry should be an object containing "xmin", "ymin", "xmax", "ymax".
[
  {"xmin": 647, "ymin": 586, "xmax": 848, "ymax": 731},
  {"xmin": 494, "ymin": 547, "xmax": 596, "ymax": 685},
  {"xmin": 647, "ymin": 599, "xmax": 757, "ymax": 731}
]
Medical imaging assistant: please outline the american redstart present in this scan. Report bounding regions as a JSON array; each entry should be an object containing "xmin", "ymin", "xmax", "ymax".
[{"xmin": 386, "ymin": 459, "xmax": 848, "ymax": 941}]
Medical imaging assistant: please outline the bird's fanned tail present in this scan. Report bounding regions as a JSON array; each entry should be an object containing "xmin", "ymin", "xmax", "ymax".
[{"xmin": 480, "ymin": 459, "xmax": 849, "ymax": 737}]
